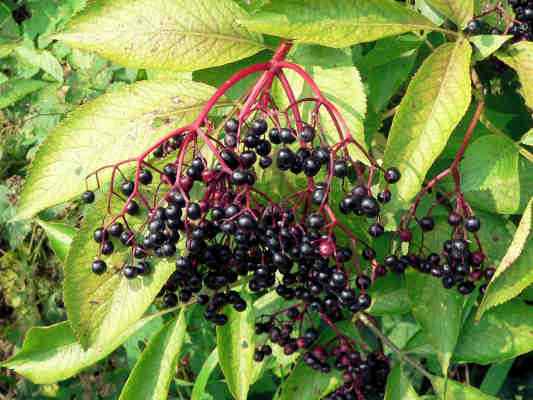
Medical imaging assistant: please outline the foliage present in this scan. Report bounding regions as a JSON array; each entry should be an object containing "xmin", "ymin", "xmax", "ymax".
[{"xmin": 1, "ymin": 0, "xmax": 532, "ymax": 399}]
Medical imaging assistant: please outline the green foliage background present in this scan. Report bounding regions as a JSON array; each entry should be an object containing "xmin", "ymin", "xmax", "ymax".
[{"xmin": 0, "ymin": 0, "xmax": 532, "ymax": 399}]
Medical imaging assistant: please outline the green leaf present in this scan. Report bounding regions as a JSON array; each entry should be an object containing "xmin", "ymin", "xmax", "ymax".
[
  {"xmin": 469, "ymin": 35, "xmax": 512, "ymax": 61},
  {"xmin": 119, "ymin": 310, "xmax": 187, "ymax": 400},
  {"xmin": 461, "ymin": 136, "xmax": 532, "ymax": 214},
  {"xmin": 55, "ymin": 0, "xmax": 264, "ymax": 72},
  {"xmin": 496, "ymin": 41, "xmax": 533, "ymax": 109},
  {"xmin": 384, "ymin": 40, "xmax": 472, "ymax": 208},
  {"xmin": 425, "ymin": 0, "xmax": 473, "ymax": 28},
  {"xmin": 2, "ymin": 311, "xmax": 166, "ymax": 384},
  {"xmin": 0, "ymin": 79, "xmax": 49, "ymax": 109},
  {"xmin": 368, "ymin": 274, "xmax": 411, "ymax": 316},
  {"xmin": 311, "ymin": 65, "xmax": 367, "ymax": 161},
  {"xmin": 36, "ymin": 219, "xmax": 76, "ymax": 264},
  {"xmin": 455, "ymin": 300, "xmax": 533, "ymax": 364},
  {"xmin": 14, "ymin": 44, "xmax": 64, "ymax": 82},
  {"xmin": 191, "ymin": 349, "xmax": 219, "ymax": 400},
  {"xmin": 522, "ymin": 129, "xmax": 533, "ymax": 146},
  {"xmin": 216, "ymin": 291, "xmax": 256, "ymax": 400},
  {"xmin": 406, "ymin": 270, "xmax": 465, "ymax": 374},
  {"xmin": 477, "ymin": 198, "xmax": 533, "ymax": 318},
  {"xmin": 384, "ymin": 364, "xmax": 420, "ymax": 400},
  {"xmin": 15, "ymin": 80, "xmax": 218, "ymax": 221},
  {"xmin": 277, "ymin": 361, "xmax": 341, "ymax": 400},
  {"xmin": 65, "ymin": 195, "xmax": 180, "ymax": 348},
  {"xmin": 480, "ymin": 360, "xmax": 514, "ymax": 396},
  {"xmin": 239, "ymin": 0, "xmax": 438, "ymax": 48},
  {"xmin": 431, "ymin": 377, "xmax": 499, "ymax": 400}
]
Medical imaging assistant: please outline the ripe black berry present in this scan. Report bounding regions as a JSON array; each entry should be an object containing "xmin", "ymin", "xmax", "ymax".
[
  {"xmin": 109, "ymin": 222, "xmax": 124, "ymax": 237},
  {"xmin": 121, "ymin": 181, "xmax": 134, "ymax": 196},
  {"xmin": 251, "ymin": 119, "xmax": 268, "ymax": 135},
  {"xmin": 139, "ymin": 169, "xmax": 153, "ymax": 185},
  {"xmin": 280, "ymin": 127, "xmax": 296, "ymax": 144},
  {"xmin": 448, "ymin": 212, "xmax": 462, "ymax": 226},
  {"xmin": 123, "ymin": 265, "xmax": 138, "ymax": 279},
  {"xmin": 225, "ymin": 118, "xmax": 239, "ymax": 133},
  {"xmin": 368, "ymin": 223, "xmax": 384, "ymax": 237},
  {"xmin": 300, "ymin": 125, "xmax": 315, "ymax": 142},
  {"xmin": 464, "ymin": 216, "xmax": 481, "ymax": 232},
  {"xmin": 187, "ymin": 203, "xmax": 202, "ymax": 220},
  {"xmin": 126, "ymin": 200, "xmax": 139, "ymax": 215},
  {"xmin": 384, "ymin": 167, "xmax": 401, "ymax": 184},
  {"xmin": 93, "ymin": 227, "xmax": 107, "ymax": 243},
  {"xmin": 92, "ymin": 260, "xmax": 107, "ymax": 275},
  {"xmin": 419, "ymin": 216, "xmax": 435, "ymax": 232},
  {"xmin": 82, "ymin": 190, "xmax": 95, "ymax": 204}
]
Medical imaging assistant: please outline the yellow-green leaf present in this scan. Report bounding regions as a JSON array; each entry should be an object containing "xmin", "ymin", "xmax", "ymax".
[
  {"xmin": 0, "ymin": 79, "xmax": 48, "ymax": 109},
  {"xmin": 384, "ymin": 40, "xmax": 472, "ymax": 207},
  {"xmin": 216, "ymin": 291, "xmax": 256, "ymax": 400},
  {"xmin": 431, "ymin": 377, "xmax": 498, "ymax": 400},
  {"xmin": 15, "ymin": 80, "xmax": 218, "ymax": 221},
  {"xmin": 36, "ymin": 220, "xmax": 76, "ymax": 264},
  {"xmin": 2, "ymin": 311, "xmax": 166, "ymax": 384},
  {"xmin": 384, "ymin": 364, "xmax": 420, "ymax": 400},
  {"xmin": 65, "ymin": 194, "xmax": 181, "ymax": 348},
  {"xmin": 425, "ymin": 0, "xmax": 473, "ymax": 28},
  {"xmin": 496, "ymin": 41, "xmax": 533, "ymax": 109},
  {"xmin": 119, "ymin": 310, "xmax": 187, "ymax": 400},
  {"xmin": 469, "ymin": 35, "xmax": 512, "ymax": 61},
  {"xmin": 406, "ymin": 270, "xmax": 466, "ymax": 375},
  {"xmin": 239, "ymin": 0, "xmax": 438, "ymax": 48},
  {"xmin": 55, "ymin": 0, "xmax": 264, "ymax": 72},
  {"xmin": 455, "ymin": 300, "xmax": 533, "ymax": 364},
  {"xmin": 477, "ymin": 198, "xmax": 533, "ymax": 319}
]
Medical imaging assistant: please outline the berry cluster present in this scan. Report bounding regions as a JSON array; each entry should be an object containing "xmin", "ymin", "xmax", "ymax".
[
  {"xmin": 465, "ymin": 1, "xmax": 533, "ymax": 41},
  {"xmin": 254, "ymin": 306, "xmax": 390, "ymax": 399},
  {"xmin": 78, "ymin": 41, "xmax": 490, "ymax": 398},
  {"xmin": 508, "ymin": 0, "xmax": 533, "ymax": 40}
]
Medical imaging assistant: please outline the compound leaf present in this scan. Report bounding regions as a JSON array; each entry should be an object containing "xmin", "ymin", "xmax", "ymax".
[
  {"xmin": 119, "ymin": 310, "xmax": 187, "ymax": 400},
  {"xmin": 216, "ymin": 291, "xmax": 256, "ymax": 400},
  {"xmin": 496, "ymin": 41, "xmax": 533, "ymax": 109},
  {"xmin": 477, "ymin": 198, "xmax": 533, "ymax": 318},
  {"xmin": 55, "ymin": 0, "xmax": 264, "ymax": 72},
  {"xmin": 16, "ymin": 80, "xmax": 217, "ymax": 221},
  {"xmin": 455, "ymin": 300, "xmax": 533, "ymax": 364},
  {"xmin": 384, "ymin": 40, "xmax": 472, "ymax": 208},
  {"xmin": 240, "ymin": 0, "xmax": 438, "ymax": 48},
  {"xmin": 425, "ymin": 0, "xmax": 473, "ymax": 28}
]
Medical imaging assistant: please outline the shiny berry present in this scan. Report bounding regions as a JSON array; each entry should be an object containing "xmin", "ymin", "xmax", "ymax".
[
  {"xmin": 92, "ymin": 260, "xmax": 107, "ymax": 275},
  {"xmin": 465, "ymin": 216, "xmax": 481, "ymax": 232},
  {"xmin": 82, "ymin": 190, "xmax": 95, "ymax": 204},
  {"xmin": 384, "ymin": 167, "xmax": 401, "ymax": 183}
]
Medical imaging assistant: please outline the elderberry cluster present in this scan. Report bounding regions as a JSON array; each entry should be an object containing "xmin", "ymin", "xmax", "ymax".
[
  {"xmin": 253, "ymin": 304, "xmax": 389, "ymax": 399},
  {"xmin": 82, "ymin": 107, "xmax": 403, "ymax": 328},
  {"xmin": 81, "ymin": 51, "xmax": 406, "ymax": 398},
  {"xmin": 389, "ymin": 189, "xmax": 493, "ymax": 296},
  {"xmin": 465, "ymin": 1, "xmax": 533, "ymax": 40},
  {"xmin": 508, "ymin": 0, "xmax": 533, "ymax": 40}
]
